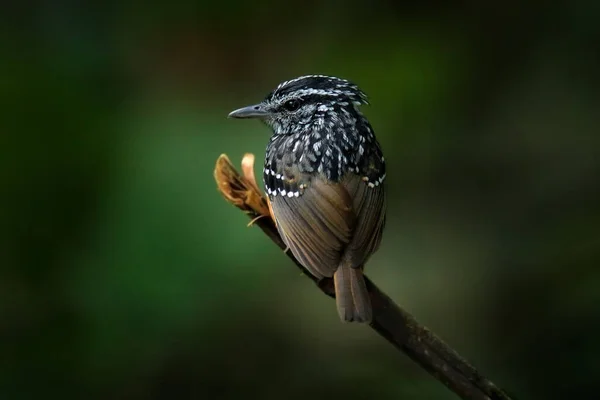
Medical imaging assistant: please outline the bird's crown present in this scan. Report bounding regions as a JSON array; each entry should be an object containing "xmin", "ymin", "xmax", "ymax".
[{"xmin": 265, "ymin": 75, "xmax": 369, "ymax": 107}]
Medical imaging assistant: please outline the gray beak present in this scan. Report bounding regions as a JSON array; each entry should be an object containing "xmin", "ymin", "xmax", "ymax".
[{"xmin": 228, "ymin": 103, "xmax": 269, "ymax": 119}]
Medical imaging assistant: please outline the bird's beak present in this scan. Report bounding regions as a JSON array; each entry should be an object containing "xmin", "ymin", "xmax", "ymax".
[{"xmin": 228, "ymin": 104, "xmax": 270, "ymax": 119}]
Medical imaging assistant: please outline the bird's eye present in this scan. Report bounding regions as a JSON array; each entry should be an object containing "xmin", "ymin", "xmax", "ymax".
[{"xmin": 283, "ymin": 99, "xmax": 301, "ymax": 112}]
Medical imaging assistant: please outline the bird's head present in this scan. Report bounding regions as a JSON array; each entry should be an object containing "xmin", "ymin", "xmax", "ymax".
[{"xmin": 228, "ymin": 75, "xmax": 369, "ymax": 136}]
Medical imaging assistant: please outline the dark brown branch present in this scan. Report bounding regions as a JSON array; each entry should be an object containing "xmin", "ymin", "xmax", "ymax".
[{"xmin": 214, "ymin": 154, "xmax": 513, "ymax": 400}]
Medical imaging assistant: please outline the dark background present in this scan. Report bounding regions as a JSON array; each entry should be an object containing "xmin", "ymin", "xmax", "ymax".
[{"xmin": 2, "ymin": 1, "xmax": 599, "ymax": 399}]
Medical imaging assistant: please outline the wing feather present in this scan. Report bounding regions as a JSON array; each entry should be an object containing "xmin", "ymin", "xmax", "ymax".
[
  {"xmin": 342, "ymin": 174, "xmax": 386, "ymax": 268},
  {"xmin": 271, "ymin": 172, "xmax": 385, "ymax": 278},
  {"xmin": 272, "ymin": 179, "xmax": 354, "ymax": 278}
]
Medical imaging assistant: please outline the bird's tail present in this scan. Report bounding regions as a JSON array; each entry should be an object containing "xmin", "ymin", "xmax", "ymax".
[{"xmin": 333, "ymin": 264, "xmax": 372, "ymax": 323}]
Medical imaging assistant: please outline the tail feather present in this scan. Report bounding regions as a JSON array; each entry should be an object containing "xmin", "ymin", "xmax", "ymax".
[{"xmin": 333, "ymin": 265, "xmax": 372, "ymax": 323}]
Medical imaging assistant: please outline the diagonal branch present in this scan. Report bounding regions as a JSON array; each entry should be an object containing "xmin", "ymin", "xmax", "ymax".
[{"xmin": 214, "ymin": 153, "xmax": 513, "ymax": 400}]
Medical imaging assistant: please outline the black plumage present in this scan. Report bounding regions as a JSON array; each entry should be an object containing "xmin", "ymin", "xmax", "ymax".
[{"xmin": 229, "ymin": 75, "xmax": 386, "ymax": 323}]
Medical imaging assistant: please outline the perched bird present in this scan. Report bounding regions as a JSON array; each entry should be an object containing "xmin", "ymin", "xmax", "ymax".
[{"xmin": 229, "ymin": 75, "xmax": 386, "ymax": 323}]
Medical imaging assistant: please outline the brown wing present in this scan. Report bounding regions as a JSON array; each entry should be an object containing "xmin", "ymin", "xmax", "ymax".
[
  {"xmin": 271, "ymin": 177, "xmax": 355, "ymax": 279},
  {"xmin": 341, "ymin": 174, "xmax": 386, "ymax": 269}
]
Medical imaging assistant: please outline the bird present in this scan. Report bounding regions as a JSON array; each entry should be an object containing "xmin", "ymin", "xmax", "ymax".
[{"xmin": 228, "ymin": 75, "xmax": 386, "ymax": 323}]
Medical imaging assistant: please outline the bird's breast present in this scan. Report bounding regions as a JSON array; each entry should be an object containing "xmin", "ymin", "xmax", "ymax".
[{"xmin": 263, "ymin": 124, "xmax": 384, "ymax": 198}]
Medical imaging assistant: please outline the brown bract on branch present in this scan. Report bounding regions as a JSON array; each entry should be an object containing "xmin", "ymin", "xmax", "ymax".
[{"xmin": 214, "ymin": 153, "xmax": 513, "ymax": 400}]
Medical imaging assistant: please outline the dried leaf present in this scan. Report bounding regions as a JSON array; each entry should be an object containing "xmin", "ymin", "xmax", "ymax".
[{"xmin": 214, "ymin": 153, "xmax": 270, "ymax": 218}]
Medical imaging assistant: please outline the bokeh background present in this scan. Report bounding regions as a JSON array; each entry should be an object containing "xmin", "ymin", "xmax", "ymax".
[{"xmin": 2, "ymin": 1, "xmax": 599, "ymax": 399}]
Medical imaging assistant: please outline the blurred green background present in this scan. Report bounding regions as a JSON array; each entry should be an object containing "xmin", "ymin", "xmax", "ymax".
[{"xmin": 2, "ymin": 1, "xmax": 599, "ymax": 399}]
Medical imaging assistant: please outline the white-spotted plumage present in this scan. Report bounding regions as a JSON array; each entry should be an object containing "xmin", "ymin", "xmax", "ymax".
[
  {"xmin": 231, "ymin": 75, "xmax": 387, "ymax": 324},
  {"xmin": 259, "ymin": 75, "xmax": 385, "ymax": 200}
]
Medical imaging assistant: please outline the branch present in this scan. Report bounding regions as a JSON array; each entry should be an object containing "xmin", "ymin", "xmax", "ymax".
[{"xmin": 214, "ymin": 154, "xmax": 513, "ymax": 400}]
